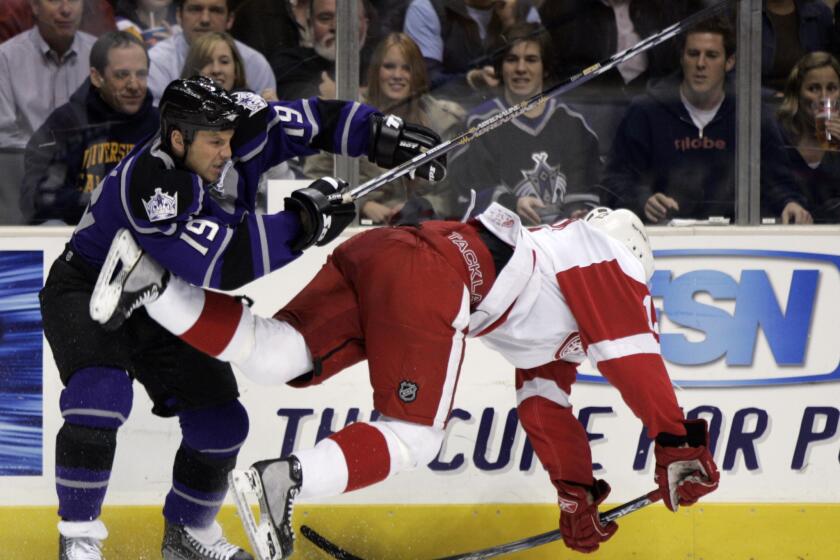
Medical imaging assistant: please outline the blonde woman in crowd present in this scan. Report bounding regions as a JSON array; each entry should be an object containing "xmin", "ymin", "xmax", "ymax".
[
  {"xmin": 777, "ymin": 51, "xmax": 840, "ymax": 222},
  {"xmin": 181, "ymin": 31, "xmax": 278, "ymax": 100},
  {"xmin": 306, "ymin": 32, "xmax": 464, "ymax": 223}
]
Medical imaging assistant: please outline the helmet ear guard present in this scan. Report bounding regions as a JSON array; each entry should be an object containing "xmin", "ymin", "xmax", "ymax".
[{"xmin": 583, "ymin": 207, "xmax": 655, "ymax": 282}]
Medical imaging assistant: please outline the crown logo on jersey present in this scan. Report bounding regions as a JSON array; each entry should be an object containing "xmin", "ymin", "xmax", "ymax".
[
  {"xmin": 231, "ymin": 90, "xmax": 267, "ymax": 117},
  {"xmin": 143, "ymin": 188, "xmax": 178, "ymax": 222},
  {"xmin": 520, "ymin": 151, "xmax": 567, "ymax": 204}
]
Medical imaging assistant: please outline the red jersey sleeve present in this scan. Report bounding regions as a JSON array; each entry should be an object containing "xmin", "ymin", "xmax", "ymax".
[{"xmin": 555, "ymin": 257, "xmax": 686, "ymax": 438}]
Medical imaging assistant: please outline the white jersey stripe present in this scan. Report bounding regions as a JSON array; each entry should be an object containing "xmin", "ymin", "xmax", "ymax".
[
  {"xmin": 587, "ymin": 333, "xmax": 660, "ymax": 365},
  {"xmin": 516, "ymin": 377, "xmax": 571, "ymax": 408},
  {"xmin": 433, "ymin": 287, "xmax": 471, "ymax": 429},
  {"xmin": 341, "ymin": 102, "xmax": 361, "ymax": 155},
  {"xmin": 301, "ymin": 98, "xmax": 319, "ymax": 143}
]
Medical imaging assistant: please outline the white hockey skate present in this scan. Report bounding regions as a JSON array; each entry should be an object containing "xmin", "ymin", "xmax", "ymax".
[
  {"xmin": 58, "ymin": 520, "xmax": 107, "ymax": 560},
  {"xmin": 229, "ymin": 458, "xmax": 302, "ymax": 560},
  {"xmin": 89, "ymin": 228, "xmax": 169, "ymax": 330},
  {"xmin": 59, "ymin": 535, "xmax": 104, "ymax": 560},
  {"xmin": 161, "ymin": 520, "xmax": 253, "ymax": 560}
]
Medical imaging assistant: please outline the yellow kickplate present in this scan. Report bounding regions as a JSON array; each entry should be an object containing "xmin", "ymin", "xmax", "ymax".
[{"xmin": 2, "ymin": 503, "xmax": 839, "ymax": 559}]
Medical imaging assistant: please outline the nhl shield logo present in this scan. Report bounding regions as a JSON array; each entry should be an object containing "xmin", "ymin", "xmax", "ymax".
[
  {"xmin": 398, "ymin": 380, "xmax": 418, "ymax": 403},
  {"xmin": 143, "ymin": 188, "xmax": 178, "ymax": 222}
]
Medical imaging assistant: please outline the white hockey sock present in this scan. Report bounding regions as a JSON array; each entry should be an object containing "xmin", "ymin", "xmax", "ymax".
[
  {"xmin": 293, "ymin": 419, "xmax": 441, "ymax": 499},
  {"xmin": 147, "ymin": 276, "xmax": 253, "ymax": 362},
  {"xmin": 185, "ymin": 520, "xmax": 223, "ymax": 545},
  {"xmin": 235, "ymin": 317, "xmax": 313, "ymax": 385},
  {"xmin": 57, "ymin": 519, "xmax": 108, "ymax": 540},
  {"xmin": 146, "ymin": 275, "xmax": 205, "ymax": 335},
  {"xmin": 294, "ymin": 439, "xmax": 349, "ymax": 499}
]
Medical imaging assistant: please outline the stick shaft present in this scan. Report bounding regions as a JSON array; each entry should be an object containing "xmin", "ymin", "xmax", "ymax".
[
  {"xmin": 345, "ymin": 0, "xmax": 731, "ymax": 203},
  {"xmin": 433, "ymin": 489, "xmax": 662, "ymax": 560}
]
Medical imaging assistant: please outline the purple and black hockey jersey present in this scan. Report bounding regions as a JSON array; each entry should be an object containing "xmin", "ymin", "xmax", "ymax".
[{"xmin": 70, "ymin": 94, "xmax": 377, "ymax": 290}]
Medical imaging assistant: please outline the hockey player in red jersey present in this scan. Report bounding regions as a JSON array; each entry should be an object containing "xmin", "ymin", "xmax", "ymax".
[{"xmin": 91, "ymin": 204, "xmax": 719, "ymax": 557}]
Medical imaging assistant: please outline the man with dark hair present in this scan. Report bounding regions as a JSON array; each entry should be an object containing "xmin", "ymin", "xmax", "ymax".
[
  {"xmin": 147, "ymin": 0, "xmax": 277, "ymax": 102},
  {"xmin": 40, "ymin": 75, "xmax": 445, "ymax": 559},
  {"xmin": 450, "ymin": 22, "xmax": 602, "ymax": 225},
  {"xmin": 22, "ymin": 31, "xmax": 158, "ymax": 225},
  {"xmin": 404, "ymin": 0, "xmax": 541, "ymax": 105},
  {"xmin": 603, "ymin": 16, "xmax": 812, "ymax": 224}
]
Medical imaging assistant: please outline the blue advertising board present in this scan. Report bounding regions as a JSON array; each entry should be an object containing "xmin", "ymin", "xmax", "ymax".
[{"xmin": 0, "ymin": 251, "xmax": 43, "ymax": 475}]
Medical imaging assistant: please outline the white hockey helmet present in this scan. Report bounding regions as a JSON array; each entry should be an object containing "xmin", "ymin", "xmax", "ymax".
[{"xmin": 583, "ymin": 207, "xmax": 654, "ymax": 281}]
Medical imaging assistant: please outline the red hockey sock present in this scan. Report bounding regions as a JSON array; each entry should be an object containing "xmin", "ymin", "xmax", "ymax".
[
  {"xmin": 329, "ymin": 422, "xmax": 391, "ymax": 492},
  {"xmin": 180, "ymin": 291, "xmax": 244, "ymax": 357}
]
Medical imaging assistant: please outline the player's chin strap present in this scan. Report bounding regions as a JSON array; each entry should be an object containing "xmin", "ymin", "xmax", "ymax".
[
  {"xmin": 301, "ymin": 489, "xmax": 661, "ymax": 560},
  {"xmin": 341, "ymin": 0, "xmax": 733, "ymax": 205}
]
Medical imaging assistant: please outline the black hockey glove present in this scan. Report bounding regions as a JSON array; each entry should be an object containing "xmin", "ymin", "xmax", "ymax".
[
  {"xmin": 368, "ymin": 114, "xmax": 446, "ymax": 182},
  {"xmin": 285, "ymin": 177, "xmax": 356, "ymax": 252}
]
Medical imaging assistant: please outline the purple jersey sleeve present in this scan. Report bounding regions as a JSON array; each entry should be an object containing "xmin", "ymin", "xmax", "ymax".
[{"xmin": 71, "ymin": 97, "xmax": 379, "ymax": 290}]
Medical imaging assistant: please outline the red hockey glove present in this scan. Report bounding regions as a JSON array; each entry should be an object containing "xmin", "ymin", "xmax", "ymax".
[
  {"xmin": 654, "ymin": 419, "xmax": 720, "ymax": 512},
  {"xmin": 554, "ymin": 479, "xmax": 618, "ymax": 553}
]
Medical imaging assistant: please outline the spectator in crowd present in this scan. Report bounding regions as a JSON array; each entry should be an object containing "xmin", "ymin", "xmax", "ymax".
[
  {"xmin": 180, "ymin": 31, "xmax": 247, "ymax": 91},
  {"xmin": 0, "ymin": 0, "xmax": 96, "ymax": 224},
  {"xmin": 404, "ymin": 0, "xmax": 541, "ymax": 106},
  {"xmin": 540, "ymin": 0, "xmax": 705, "ymax": 93},
  {"xmin": 538, "ymin": 0, "xmax": 706, "ymax": 157},
  {"xmin": 763, "ymin": 0, "xmax": 837, "ymax": 94},
  {"xmin": 0, "ymin": 0, "xmax": 96, "ymax": 149},
  {"xmin": 602, "ymin": 16, "xmax": 812, "ymax": 224},
  {"xmin": 0, "ymin": 0, "xmax": 115, "ymax": 44},
  {"xmin": 777, "ymin": 51, "xmax": 840, "ymax": 222},
  {"xmin": 305, "ymin": 32, "xmax": 464, "ymax": 223},
  {"xmin": 115, "ymin": 0, "xmax": 178, "ymax": 48},
  {"xmin": 450, "ymin": 23, "xmax": 602, "ymax": 225},
  {"xmin": 229, "ymin": 0, "xmax": 306, "ymax": 64},
  {"xmin": 271, "ymin": 0, "xmax": 373, "ymax": 100},
  {"xmin": 147, "ymin": 0, "xmax": 276, "ymax": 102},
  {"xmin": 22, "ymin": 31, "xmax": 158, "ymax": 225}
]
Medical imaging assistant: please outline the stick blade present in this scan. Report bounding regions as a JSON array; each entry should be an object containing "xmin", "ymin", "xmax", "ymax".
[{"xmin": 229, "ymin": 469, "xmax": 284, "ymax": 560}]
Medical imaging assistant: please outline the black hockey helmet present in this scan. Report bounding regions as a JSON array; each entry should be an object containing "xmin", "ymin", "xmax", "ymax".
[{"xmin": 159, "ymin": 76, "xmax": 242, "ymax": 151}]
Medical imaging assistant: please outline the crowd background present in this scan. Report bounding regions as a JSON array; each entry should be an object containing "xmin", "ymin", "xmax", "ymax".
[{"xmin": 3, "ymin": 0, "xmax": 840, "ymax": 226}]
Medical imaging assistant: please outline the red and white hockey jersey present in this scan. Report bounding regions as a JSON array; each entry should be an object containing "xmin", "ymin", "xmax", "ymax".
[{"xmin": 472, "ymin": 204, "xmax": 685, "ymax": 485}]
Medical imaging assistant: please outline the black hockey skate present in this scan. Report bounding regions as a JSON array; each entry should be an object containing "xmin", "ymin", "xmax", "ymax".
[
  {"xmin": 229, "ymin": 457, "xmax": 302, "ymax": 560},
  {"xmin": 161, "ymin": 520, "xmax": 253, "ymax": 560},
  {"xmin": 89, "ymin": 228, "xmax": 169, "ymax": 330}
]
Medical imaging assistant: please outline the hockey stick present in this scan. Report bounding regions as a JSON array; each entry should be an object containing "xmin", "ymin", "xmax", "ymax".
[
  {"xmin": 301, "ymin": 489, "xmax": 661, "ymax": 560},
  {"xmin": 343, "ymin": 0, "xmax": 732, "ymax": 203}
]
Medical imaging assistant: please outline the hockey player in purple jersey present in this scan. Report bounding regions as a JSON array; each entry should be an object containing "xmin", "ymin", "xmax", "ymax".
[{"xmin": 40, "ymin": 76, "xmax": 446, "ymax": 560}]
